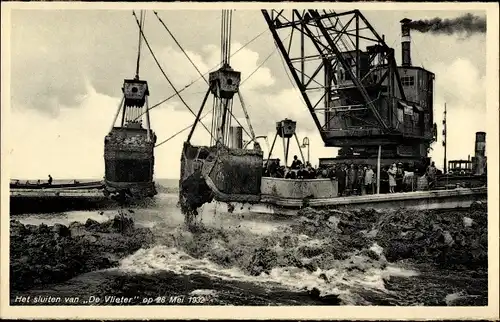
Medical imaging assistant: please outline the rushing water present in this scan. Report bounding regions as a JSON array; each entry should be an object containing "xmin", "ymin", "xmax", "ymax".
[{"xmin": 10, "ymin": 192, "xmax": 487, "ymax": 306}]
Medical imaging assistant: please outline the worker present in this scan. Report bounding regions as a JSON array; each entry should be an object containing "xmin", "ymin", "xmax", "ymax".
[
  {"xmin": 403, "ymin": 170, "xmax": 415, "ymax": 192},
  {"xmin": 48, "ymin": 174, "xmax": 53, "ymax": 185},
  {"xmin": 396, "ymin": 163, "xmax": 404, "ymax": 192},
  {"xmin": 335, "ymin": 164, "xmax": 347, "ymax": 196},
  {"xmin": 285, "ymin": 167, "xmax": 296, "ymax": 179},
  {"xmin": 291, "ymin": 155, "xmax": 303, "ymax": 170},
  {"xmin": 426, "ymin": 161, "xmax": 437, "ymax": 189},
  {"xmin": 347, "ymin": 164, "xmax": 357, "ymax": 196},
  {"xmin": 387, "ymin": 164, "xmax": 397, "ymax": 193},
  {"xmin": 268, "ymin": 159, "xmax": 279, "ymax": 177},
  {"xmin": 296, "ymin": 164, "xmax": 306, "ymax": 179},
  {"xmin": 364, "ymin": 165, "xmax": 375, "ymax": 194},
  {"xmin": 304, "ymin": 164, "xmax": 316, "ymax": 179},
  {"xmin": 276, "ymin": 165, "xmax": 285, "ymax": 178},
  {"xmin": 357, "ymin": 166, "xmax": 365, "ymax": 195}
]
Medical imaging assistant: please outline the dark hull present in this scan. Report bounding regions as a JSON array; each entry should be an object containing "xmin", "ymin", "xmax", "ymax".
[
  {"xmin": 9, "ymin": 195, "xmax": 114, "ymax": 215},
  {"xmin": 10, "ymin": 181, "xmax": 104, "ymax": 190}
]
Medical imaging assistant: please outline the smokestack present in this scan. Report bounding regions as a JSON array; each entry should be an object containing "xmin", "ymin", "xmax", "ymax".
[
  {"xmin": 474, "ymin": 131, "xmax": 486, "ymax": 175},
  {"xmin": 229, "ymin": 126, "xmax": 243, "ymax": 149},
  {"xmin": 400, "ymin": 18, "xmax": 412, "ymax": 67}
]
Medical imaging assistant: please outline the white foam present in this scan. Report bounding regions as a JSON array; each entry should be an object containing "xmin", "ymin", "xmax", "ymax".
[
  {"xmin": 190, "ymin": 289, "xmax": 218, "ymax": 297},
  {"xmin": 13, "ymin": 210, "xmax": 115, "ymax": 226},
  {"xmin": 383, "ymin": 265, "xmax": 420, "ymax": 278},
  {"xmin": 116, "ymin": 244, "xmax": 419, "ymax": 305},
  {"xmin": 463, "ymin": 216, "xmax": 474, "ymax": 227},
  {"xmin": 369, "ymin": 242, "xmax": 384, "ymax": 256}
]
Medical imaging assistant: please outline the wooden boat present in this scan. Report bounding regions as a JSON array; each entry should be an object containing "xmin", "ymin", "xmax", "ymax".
[{"xmin": 10, "ymin": 180, "xmax": 104, "ymax": 190}]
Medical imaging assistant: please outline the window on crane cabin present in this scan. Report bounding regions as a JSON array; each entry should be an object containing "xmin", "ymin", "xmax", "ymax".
[
  {"xmin": 344, "ymin": 57, "xmax": 353, "ymax": 81},
  {"xmin": 401, "ymin": 76, "xmax": 415, "ymax": 86},
  {"xmin": 345, "ymin": 70, "xmax": 352, "ymax": 81}
]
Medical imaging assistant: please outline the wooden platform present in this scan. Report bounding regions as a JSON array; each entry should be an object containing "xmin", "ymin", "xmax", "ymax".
[
  {"xmin": 209, "ymin": 187, "xmax": 488, "ymax": 216},
  {"xmin": 262, "ymin": 187, "xmax": 486, "ymax": 209}
]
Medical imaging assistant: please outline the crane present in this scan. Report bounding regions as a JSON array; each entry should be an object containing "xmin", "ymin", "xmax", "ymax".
[
  {"xmin": 261, "ymin": 9, "xmax": 437, "ymax": 169},
  {"xmin": 176, "ymin": 10, "xmax": 264, "ymax": 220},
  {"xmin": 103, "ymin": 10, "xmax": 157, "ymax": 201}
]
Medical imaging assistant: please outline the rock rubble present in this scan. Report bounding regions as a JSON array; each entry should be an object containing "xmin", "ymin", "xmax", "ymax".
[{"xmin": 10, "ymin": 214, "xmax": 154, "ymax": 291}]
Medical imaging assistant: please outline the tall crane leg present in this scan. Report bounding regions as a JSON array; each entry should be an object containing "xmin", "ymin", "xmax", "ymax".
[
  {"xmin": 110, "ymin": 97, "xmax": 124, "ymax": 133},
  {"xmin": 265, "ymin": 132, "xmax": 279, "ymax": 171},
  {"xmin": 294, "ymin": 133, "xmax": 306, "ymax": 164},
  {"xmin": 187, "ymin": 87, "xmax": 212, "ymax": 143}
]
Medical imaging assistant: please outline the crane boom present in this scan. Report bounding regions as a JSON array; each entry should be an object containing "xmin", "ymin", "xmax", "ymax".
[{"xmin": 261, "ymin": 9, "xmax": 436, "ymax": 166}]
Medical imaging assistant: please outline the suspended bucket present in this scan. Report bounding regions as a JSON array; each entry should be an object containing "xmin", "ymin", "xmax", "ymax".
[
  {"xmin": 179, "ymin": 141, "xmax": 263, "ymax": 211},
  {"xmin": 104, "ymin": 127, "xmax": 157, "ymax": 198}
]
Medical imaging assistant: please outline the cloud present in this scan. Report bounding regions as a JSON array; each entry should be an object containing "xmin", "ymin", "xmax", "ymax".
[
  {"xmin": 9, "ymin": 83, "xmax": 217, "ymax": 180},
  {"xmin": 428, "ymin": 58, "xmax": 487, "ymax": 169},
  {"xmin": 431, "ymin": 58, "xmax": 486, "ymax": 109},
  {"xmin": 10, "ymin": 87, "xmax": 116, "ymax": 180},
  {"xmin": 9, "ymin": 27, "xmax": 318, "ymax": 179},
  {"xmin": 8, "ymin": 10, "xmax": 488, "ymax": 179},
  {"xmin": 10, "ymin": 47, "xmax": 487, "ymax": 179}
]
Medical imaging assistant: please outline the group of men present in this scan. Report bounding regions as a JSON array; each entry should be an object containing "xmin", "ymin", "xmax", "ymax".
[
  {"xmin": 330, "ymin": 164, "xmax": 376, "ymax": 196},
  {"xmin": 264, "ymin": 155, "xmax": 318, "ymax": 179},
  {"xmin": 264, "ymin": 155, "xmax": 440, "ymax": 196},
  {"xmin": 321, "ymin": 161, "xmax": 438, "ymax": 195}
]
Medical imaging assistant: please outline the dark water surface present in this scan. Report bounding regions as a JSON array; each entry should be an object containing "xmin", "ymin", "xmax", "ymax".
[{"xmin": 10, "ymin": 193, "xmax": 488, "ymax": 306}]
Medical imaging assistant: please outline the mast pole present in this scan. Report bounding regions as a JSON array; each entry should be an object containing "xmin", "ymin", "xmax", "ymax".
[
  {"xmin": 443, "ymin": 103, "xmax": 447, "ymax": 174},
  {"xmin": 377, "ymin": 145, "xmax": 381, "ymax": 194},
  {"xmin": 135, "ymin": 10, "xmax": 144, "ymax": 79},
  {"xmin": 145, "ymin": 96, "xmax": 151, "ymax": 142}
]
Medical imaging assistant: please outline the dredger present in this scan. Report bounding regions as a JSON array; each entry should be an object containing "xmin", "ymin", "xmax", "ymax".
[{"xmin": 176, "ymin": 10, "xmax": 487, "ymax": 217}]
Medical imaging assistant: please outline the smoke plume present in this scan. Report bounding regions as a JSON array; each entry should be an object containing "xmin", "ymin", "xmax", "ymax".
[{"xmin": 407, "ymin": 13, "xmax": 486, "ymax": 36}]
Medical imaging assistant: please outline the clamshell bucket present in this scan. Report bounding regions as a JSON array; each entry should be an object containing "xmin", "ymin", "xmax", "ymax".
[
  {"xmin": 202, "ymin": 144, "xmax": 263, "ymax": 203},
  {"xmin": 179, "ymin": 142, "xmax": 263, "ymax": 212}
]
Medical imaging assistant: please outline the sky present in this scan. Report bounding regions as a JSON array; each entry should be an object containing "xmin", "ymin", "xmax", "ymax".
[{"xmin": 6, "ymin": 8, "xmax": 488, "ymax": 180}]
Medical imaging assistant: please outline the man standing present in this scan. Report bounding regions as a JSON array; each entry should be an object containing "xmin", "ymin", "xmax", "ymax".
[
  {"xmin": 335, "ymin": 164, "xmax": 346, "ymax": 196},
  {"xmin": 364, "ymin": 165, "xmax": 375, "ymax": 194},
  {"xmin": 396, "ymin": 163, "xmax": 404, "ymax": 192},
  {"xmin": 357, "ymin": 166, "xmax": 365, "ymax": 195},
  {"xmin": 387, "ymin": 164, "xmax": 397, "ymax": 193},
  {"xmin": 291, "ymin": 155, "xmax": 303, "ymax": 170},
  {"xmin": 268, "ymin": 159, "xmax": 279, "ymax": 177},
  {"xmin": 48, "ymin": 174, "xmax": 53, "ymax": 185},
  {"xmin": 347, "ymin": 164, "xmax": 357, "ymax": 196},
  {"xmin": 426, "ymin": 161, "xmax": 437, "ymax": 189}
]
